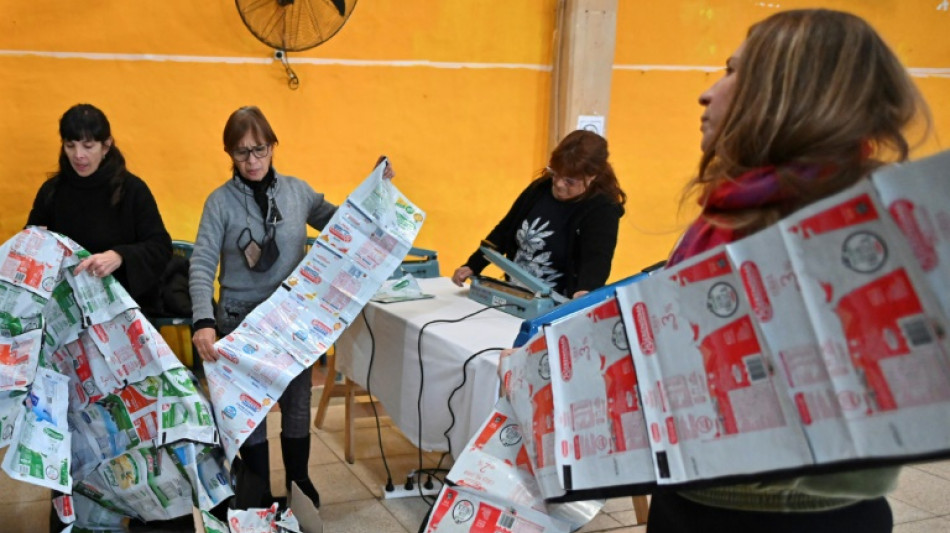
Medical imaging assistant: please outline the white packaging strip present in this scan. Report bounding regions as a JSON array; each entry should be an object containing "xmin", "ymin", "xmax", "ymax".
[
  {"xmin": 499, "ymin": 333, "xmax": 565, "ymax": 500},
  {"xmin": 544, "ymin": 297, "xmax": 655, "ymax": 491}
]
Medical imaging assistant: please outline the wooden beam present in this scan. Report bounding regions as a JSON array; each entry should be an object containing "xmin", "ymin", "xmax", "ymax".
[{"xmin": 549, "ymin": 0, "xmax": 618, "ymax": 149}]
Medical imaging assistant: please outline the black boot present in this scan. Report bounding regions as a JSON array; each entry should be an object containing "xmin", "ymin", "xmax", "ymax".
[
  {"xmin": 233, "ymin": 441, "xmax": 274, "ymax": 509},
  {"xmin": 281, "ymin": 434, "xmax": 320, "ymax": 508}
]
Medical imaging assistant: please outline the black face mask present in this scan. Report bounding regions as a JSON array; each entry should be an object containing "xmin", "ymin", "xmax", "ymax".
[{"xmin": 237, "ymin": 224, "xmax": 280, "ymax": 272}]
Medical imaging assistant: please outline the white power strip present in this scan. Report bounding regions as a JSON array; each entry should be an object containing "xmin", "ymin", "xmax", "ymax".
[{"xmin": 381, "ymin": 478, "xmax": 444, "ymax": 500}]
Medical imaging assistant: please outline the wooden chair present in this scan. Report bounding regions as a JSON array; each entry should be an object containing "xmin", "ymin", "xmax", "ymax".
[
  {"xmin": 632, "ymin": 495, "xmax": 650, "ymax": 525},
  {"xmin": 313, "ymin": 348, "xmax": 380, "ymax": 464}
]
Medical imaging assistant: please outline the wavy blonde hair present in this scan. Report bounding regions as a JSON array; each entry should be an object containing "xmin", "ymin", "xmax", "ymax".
[{"xmin": 687, "ymin": 9, "xmax": 931, "ymax": 232}]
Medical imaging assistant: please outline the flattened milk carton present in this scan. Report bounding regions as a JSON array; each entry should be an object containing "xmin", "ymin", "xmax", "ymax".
[
  {"xmin": 543, "ymin": 298, "xmax": 654, "ymax": 492},
  {"xmin": 779, "ymin": 180, "xmax": 950, "ymax": 458},
  {"xmin": 617, "ymin": 248, "xmax": 811, "ymax": 485}
]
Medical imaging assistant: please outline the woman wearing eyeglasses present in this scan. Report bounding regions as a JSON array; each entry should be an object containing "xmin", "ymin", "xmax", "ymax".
[
  {"xmin": 189, "ymin": 105, "xmax": 390, "ymax": 511},
  {"xmin": 451, "ymin": 130, "xmax": 626, "ymax": 299}
]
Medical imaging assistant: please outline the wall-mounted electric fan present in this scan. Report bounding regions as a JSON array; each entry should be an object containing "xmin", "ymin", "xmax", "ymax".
[{"xmin": 236, "ymin": 0, "xmax": 358, "ymax": 88}]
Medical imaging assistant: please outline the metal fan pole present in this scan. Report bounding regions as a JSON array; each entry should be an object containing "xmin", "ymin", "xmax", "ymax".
[{"xmin": 275, "ymin": 49, "xmax": 300, "ymax": 90}]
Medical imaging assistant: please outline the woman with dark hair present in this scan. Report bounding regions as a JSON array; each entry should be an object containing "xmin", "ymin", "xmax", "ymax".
[
  {"xmin": 27, "ymin": 103, "xmax": 172, "ymax": 315},
  {"xmin": 190, "ymin": 105, "xmax": 391, "ymax": 511},
  {"xmin": 451, "ymin": 130, "xmax": 626, "ymax": 298},
  {"xmin": 648, "ymin": 9, "xmax": 931, "ymax": 533}
]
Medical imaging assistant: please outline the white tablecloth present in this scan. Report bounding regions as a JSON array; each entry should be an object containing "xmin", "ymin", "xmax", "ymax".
[{"xmin": 336, "ymin": 277, "xmax": 522, "ymax": 457}]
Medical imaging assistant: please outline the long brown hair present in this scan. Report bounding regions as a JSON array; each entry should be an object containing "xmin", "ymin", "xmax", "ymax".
[
  {"xmin": 543, "ymin": 129, "xmax": 626, "ymax": 206},
  {"xmin": 687, "ymin": 9, "xmax": 930, "ymax": 231}
]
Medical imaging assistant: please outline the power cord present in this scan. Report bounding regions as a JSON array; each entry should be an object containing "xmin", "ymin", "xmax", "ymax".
[
  {"xmin": 414, "ymin": 303, "xmax": 519, "ymax": 504},
  {"xmin": 433, "ymin": 346, "xmax": 506, "ymax": 476},
  {"xmin": 361, "ymin": 309, "xmax": 394, "ymax": 492}
]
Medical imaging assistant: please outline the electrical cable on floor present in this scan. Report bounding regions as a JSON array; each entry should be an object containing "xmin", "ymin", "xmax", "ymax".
[
  {"xmin": 361, "ymin": 309, "xmax": 394, "ymax": 492},
  {"xmin": 434, "ymin": 346, "xmax": 506, "ymax": 475},
  {"xmin": 414, "ymin": 303, "xmax": 519, "ymax": 505}
]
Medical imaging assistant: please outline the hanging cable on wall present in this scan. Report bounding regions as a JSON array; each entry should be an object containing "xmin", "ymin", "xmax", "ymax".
[
  {"xmin": 274, "ymin": 50, "xmax": 300, "ymax": 90},
  {"xmin": 234, "ymin": 0, "xmax": 358, "ymax": 89}
]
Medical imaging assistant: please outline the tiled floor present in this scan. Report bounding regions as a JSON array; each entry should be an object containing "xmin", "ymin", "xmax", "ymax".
[{"xmin": 4, "ymin": 369, "xmax": 950, "ymax": 532}]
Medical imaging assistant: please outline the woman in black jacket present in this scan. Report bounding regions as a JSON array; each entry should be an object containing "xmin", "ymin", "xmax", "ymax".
[
  {"xmin": 452, "ymin": 130, "xmax": 626, "ymax": 298},
  {"xmin": 27, "ymin": 103, "xmax": 172, "ymax": 316}
]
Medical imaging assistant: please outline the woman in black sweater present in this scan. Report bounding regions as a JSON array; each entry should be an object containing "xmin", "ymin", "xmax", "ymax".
[
  {"xmin": 27, "ymin": 103, "xmax": 172, "ymax": 316},
  {"xmin": 452, "ymin": 130, "xmax": 626, "ymax": 298}
]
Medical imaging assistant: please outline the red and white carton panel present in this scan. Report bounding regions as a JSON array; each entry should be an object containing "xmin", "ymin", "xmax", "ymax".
[
  {"xmin": 88, "ymin": 308, "xmax": 181, "ymax": 385},
  {"xmin": 726, "ymin": 227, "xmax": 856, "ymax": 463},
  {"xmin": 0, "ymin": 326, "xmax": 42, "ymax": 392},
  {"xmin": 424, "ymin": 485, "xmax": 571, "ymax": 533},
  {"xmin": 779, "ymin": 180, "xmax": 950, "ymax": 458},
  {"xmin": 500, "ymin": 333, "xmax": 563, "ymax": 499},
  {"xmin": 617, "ymin": 248, "xmax": 812, "ymax": 485},
  {"xmin": 448, "ymin": 396, "xmax": 544, "ymax": 510},
  {"xmin": 543, "ymin": 297, "xmax": 654, "ymax": 491},
  {"xmin": 871, "ymin": 149, "xmax": 950, "ymax": 316},
  {"xmin": 0, "ymin": 227, "xmax": 66, "ymax": 299}
]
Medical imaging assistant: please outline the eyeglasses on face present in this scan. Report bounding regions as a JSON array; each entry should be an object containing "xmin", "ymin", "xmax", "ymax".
[
  {"xmin": 231, "ymin": 144, "xmax": 271, "ymax": 162},
  {"xmin": 545, "ymin": 166, "xmax": 581, "ymax": 187}
]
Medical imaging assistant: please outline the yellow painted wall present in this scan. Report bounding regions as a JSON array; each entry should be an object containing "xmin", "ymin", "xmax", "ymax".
[{"xmin": 0, "ymin": 1, "xmax": 947, "ymax": 285}]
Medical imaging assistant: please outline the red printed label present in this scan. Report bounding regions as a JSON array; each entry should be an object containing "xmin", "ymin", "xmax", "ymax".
[
  {"xmin": 788, "ymin": 193, "xmax": 879, "ymax": 239},
  {"xmin": 740, "ymin": 261, "xmax": 773, "ymax": 322},
  {"xmin": 671, "ymin": 251, "xmax": 732, "ymax": 286},
  {"xmin": 558, "ymin": 335, "xmax": 572, "ymax": 381},
  {"xmin": 795, "ymin": 392, "xmax": 813, "ymax": 426},
  {"xmin": 471, "ymin": 413, "xmax": 507, "ymax": 450},
  {"xmin": 889, "ymin": 200, "xmax": 938, "ymax": 271},
  {"xmin": 666, "ymin": 417, "xmax": 678, "ymax": 444},
  {"xmin": 633, "ymin": 302, "xmax": 656, "ymax": 355}
]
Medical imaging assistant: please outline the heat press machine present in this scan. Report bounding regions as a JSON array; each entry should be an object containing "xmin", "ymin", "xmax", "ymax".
[
  {"xmin": 390, "ymin": 247, "xmax": 440, "ymax": 279},
  {"xmin": 467, "ymin": 246, "xmax": 569, "ymax": 320},
  {"xmin": 510, "ymin": 258, "xmax": 666, "ymax": 347}
]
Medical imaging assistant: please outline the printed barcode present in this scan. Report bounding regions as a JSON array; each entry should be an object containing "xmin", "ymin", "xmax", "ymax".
[
  {"xmin": 498, "ymin": 513, "xmax": 515, "ymax": 529},
  {"xmin": 14, "ymin": 271, "xmax": 25, "ymax": 283},
  {"xmin": 745, "ymin": 355, "xmax": 768, "ymax": 381},
  {"xmin": 902, "ymin": 317, "xmax": 934, "ymax": 346}
]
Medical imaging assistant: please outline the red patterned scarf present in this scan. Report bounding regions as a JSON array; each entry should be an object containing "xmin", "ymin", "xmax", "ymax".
[{"xmin": 667, "ymin": 166, "xmax": 821, "ymax": 267}]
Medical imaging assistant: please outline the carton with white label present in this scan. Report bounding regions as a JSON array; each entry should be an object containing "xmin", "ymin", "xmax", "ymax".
[
  {"xmin": 617, "ymin": 248, "xmax": 812, "ymax": 485},
  {"xmin": 544, "ymin": 297, "xmax": 654, "ymax": 491},
  {"xmin": 871, "ymin": 150, "xmax": 950, "ymax": 316},
  {"xmin": 779, "ymin": 181, "xmax": 950, "ymax": 458}
]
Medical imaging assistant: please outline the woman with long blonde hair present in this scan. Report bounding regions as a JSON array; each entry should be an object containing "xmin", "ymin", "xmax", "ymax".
[{"xmin": 652, "ymin": 9, "xmax": 931, "ymax": 533}]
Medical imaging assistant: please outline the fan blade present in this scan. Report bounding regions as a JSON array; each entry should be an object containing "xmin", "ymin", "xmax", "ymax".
[{"xmin": 331, "ymin": 0, "xmax": 345, "ymax": 16}]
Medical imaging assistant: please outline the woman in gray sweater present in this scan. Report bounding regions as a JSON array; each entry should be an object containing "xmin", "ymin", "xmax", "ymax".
[{"xmin": 190, "ymin": 105, "xmax": 389, "ymax": 510}]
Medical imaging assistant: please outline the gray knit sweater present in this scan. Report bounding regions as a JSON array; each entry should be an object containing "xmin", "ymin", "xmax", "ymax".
[{"xmin": 189, "ymin": 171, "xmax": 337, "ymax": 324}]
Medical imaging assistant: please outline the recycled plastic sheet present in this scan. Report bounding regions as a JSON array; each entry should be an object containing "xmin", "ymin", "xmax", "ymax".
[
  {"xmin": 424, "ymin": 485, "xmax": 572, "ymax": 533},
  {"xmin": 0, "ymin": 227, "xmax": 229, "ymax": 527},
  {"xmin": 447, "ymin": 396, "xmax": 602, "ymax": 530},
  {"xmin": 543, "ymin": 297, "xmax": 656, "ymax": 492},
  {"xmin": 871, "ymin": 150, "xmax": 950, "ymax": 316},
  {"xmin": 500, "ymin": 333, "xmax": 564, "ymax": 500},
  {"xmin": 475, "ymin": 150, "xmax": 950, "ymax": 508},
  {"xmin": 204, "ymin": 161, "xmax": 426, "ymax": 461}
]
